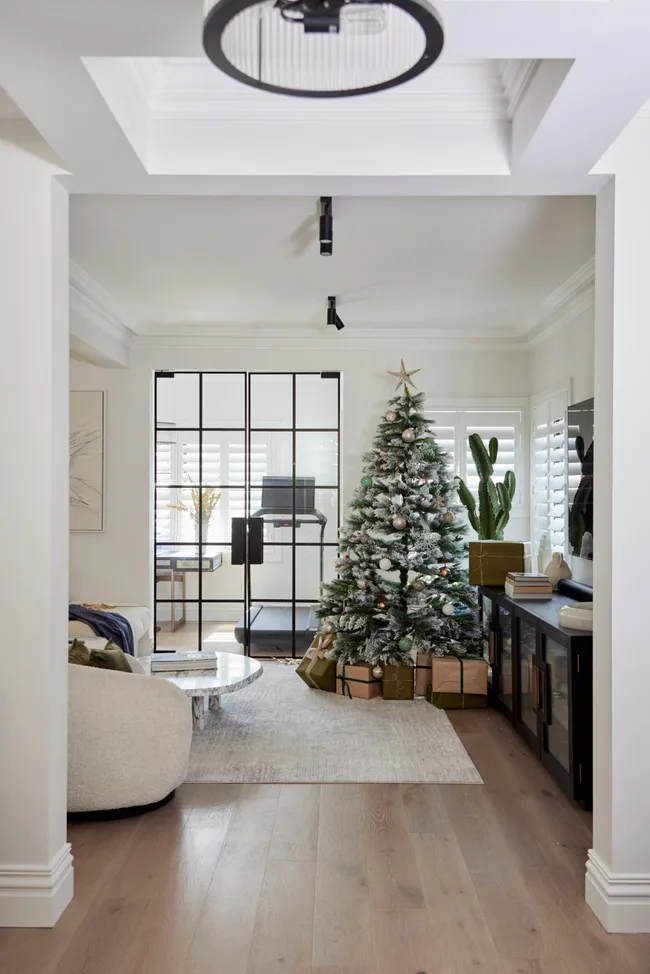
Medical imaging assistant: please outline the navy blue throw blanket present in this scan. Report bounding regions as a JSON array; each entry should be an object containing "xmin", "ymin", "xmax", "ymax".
[{"xmin": 68, "ymin": 605, "xmax": 134, "ymax": 656}]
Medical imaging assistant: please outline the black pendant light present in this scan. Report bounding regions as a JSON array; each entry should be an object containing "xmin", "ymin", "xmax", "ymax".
[{"xmin": 203, "ymin": 0, "xmax": 444, "ymax": 98}]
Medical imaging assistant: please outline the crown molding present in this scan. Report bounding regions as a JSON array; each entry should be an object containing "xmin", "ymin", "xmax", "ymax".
[
  {"xmin": 500, "ymin": 60, "xmax": 540, "ymax": 119},
  {"xmin": 69, "ymin": 261, "xmax": 137, "ymax": 346},
  {"xmin": 523, "ymin": 257, "xmax": 595, "ymax": 347}
]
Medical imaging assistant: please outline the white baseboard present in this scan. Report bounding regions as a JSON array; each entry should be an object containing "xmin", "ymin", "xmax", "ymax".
[
  {"xmin": 586, "ymin": 850, "xmax": 650, "ymax": 933},
  {"xmin": 0, "ymin": 843, "xmax": 74, "ymax": 928}
]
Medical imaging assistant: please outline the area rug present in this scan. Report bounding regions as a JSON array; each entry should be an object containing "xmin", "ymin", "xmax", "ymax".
[{"xmin": 187, "ymin": 662, "xmax": 482, "ymax": 784}]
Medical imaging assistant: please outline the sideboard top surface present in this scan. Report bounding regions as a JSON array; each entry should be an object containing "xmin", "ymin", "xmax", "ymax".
[{"xmin": 479, "ymin": 587, "xmax": 592, "ymax": 643}]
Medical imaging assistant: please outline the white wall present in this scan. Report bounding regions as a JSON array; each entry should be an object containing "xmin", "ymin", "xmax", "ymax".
[
  {"xmin": 529, "ymin": 307, "xmax": 595, "ymax": 402},
  {"xmin": 70, "ymin": 343, "xmax": 530, "ymax": 616}
]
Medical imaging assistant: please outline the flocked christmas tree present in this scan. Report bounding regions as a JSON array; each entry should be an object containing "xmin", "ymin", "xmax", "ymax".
[{"xmin": 317, "ymin": 362, "xmax": 481, "ymax": 666}]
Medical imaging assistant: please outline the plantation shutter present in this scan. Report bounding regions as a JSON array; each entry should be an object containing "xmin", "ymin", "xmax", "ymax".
[
  {"xmin": 532, "ymin": 394, "xmax": 567, "ymax": 552},
  {"xmin": 423, "ymin": 411, "xmax": 456, "ymax": 472},
  {"xmin": 464, "ymin": 419, "xmax": 518, "ymax": 504},
  {"xmin": 227, "ymin": 441, "xmax": 268, "ymax": 525},
  {"xmin": 155, "ymin": 438, "xmax": 173, "ymax": 543}
]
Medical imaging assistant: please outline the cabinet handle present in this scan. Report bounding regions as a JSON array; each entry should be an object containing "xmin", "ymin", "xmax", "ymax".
[
  {"xmin": 539, "ymin": 666, "xmax": 547, "ymax": 722},
  {"xmin": 488, "ymin": 631, "xmax": 496, "ymax": 665},
  {"xmin": 532, "ymin": 665, "xmax": 539, "ymax": 712}
]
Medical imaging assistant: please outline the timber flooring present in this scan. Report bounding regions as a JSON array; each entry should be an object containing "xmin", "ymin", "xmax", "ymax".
[{"xmin": 1, "ymin": 711, "xmax": 649, "ymax": 974}]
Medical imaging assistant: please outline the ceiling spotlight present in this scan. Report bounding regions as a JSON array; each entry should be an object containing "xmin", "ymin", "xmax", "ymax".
[
  {"xmin": 327, "ymin": 296, "xmax": 345, "ymax": 331},
  {"xmin": 320, "ymin": 197, "xmax": 333, "ymax": 256},
  {"xmin": 202, "ymin": 0, "xmax": 444, "ymax": 98}
]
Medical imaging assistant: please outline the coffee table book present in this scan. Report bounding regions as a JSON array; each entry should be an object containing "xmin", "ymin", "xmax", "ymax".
[{"xmin": 151, "ymin": 651, "xmax": 219, "ymax": 673}]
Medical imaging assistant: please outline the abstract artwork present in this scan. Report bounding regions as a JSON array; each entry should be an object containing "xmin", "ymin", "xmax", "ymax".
[{"xmin": 70, "ymin": 391, "xmax": 105, "ymax": 532}]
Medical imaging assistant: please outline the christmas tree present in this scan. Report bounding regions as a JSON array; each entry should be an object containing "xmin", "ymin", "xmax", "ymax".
[{"xmin": 318, "ymin": 362, "xmax": 481, "ymax": 666}]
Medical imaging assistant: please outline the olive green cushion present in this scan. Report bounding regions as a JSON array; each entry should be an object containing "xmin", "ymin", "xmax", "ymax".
[{"xmin": 68, "ymin": 639, "xmax": 132, "ymax": 673}]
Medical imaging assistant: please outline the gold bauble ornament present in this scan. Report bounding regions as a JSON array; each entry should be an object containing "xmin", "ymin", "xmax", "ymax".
[
  {"xmin": 385, "ymin": 411, "xmax": 398, "ymax": 422},
  {"xmin": 401, "ymin": 428, "xmax": 416, "ymax": 443},
  {"xmin": 372, "ymin": 665, "xmax": 384, "ymax": 679},
  {"xmin": 377, "ymin": 600, "xmax": 387, "ymax": 610},
  {"xmin": 413, "ymin": 579, "xmax": 425, "ymax": 592},
  {"xmin": 392, "ymin": 515, "xmax": 407, "ymax": 530},
  {"xmin": 443, "ymin": 511, "xmax": 455, "ymax": 524},
  {"xmin": 439, "ymin": 566, "xmax": 450, "ymax": 578},
  {"xmin": 356, "ymin": 579, "xmax": 368, "ymax": 590}
]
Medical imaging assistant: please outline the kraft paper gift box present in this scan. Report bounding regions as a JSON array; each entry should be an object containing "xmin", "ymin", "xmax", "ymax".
[
  {"xmin": 415, "ymin": 651, "xmax": 433, "ymax": 696},
  {"xmin": 468, "ymin": 541, "xmax": 525, "ymax": 587},
  {"xmin": 431, "ymin": 654, "xmax": 488, "ymax": 696},
  {"xmin": 296, "ymin": 633, "xmax": 336, "ymax": 692},
  {"xmin": 336, "ymin": 663, "xmax": 382, "ymax": 699},
  {"xmin": 382, "ymin": 663, "xmax": 415, "ymax": 700}
]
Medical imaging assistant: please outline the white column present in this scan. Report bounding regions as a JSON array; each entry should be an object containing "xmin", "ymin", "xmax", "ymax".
[
  {"xmin": 0, "ymin": 135, "xmax": 72, "ymax": 926},
  {"xmin": 587, "ymin": 125, "xmax": 650, "ymax": 932}
]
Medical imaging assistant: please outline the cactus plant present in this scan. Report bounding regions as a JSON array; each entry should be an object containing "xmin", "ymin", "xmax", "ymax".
[{"xmin": 457, "ymin": 434, "xmax": 516, "ymax": 540}]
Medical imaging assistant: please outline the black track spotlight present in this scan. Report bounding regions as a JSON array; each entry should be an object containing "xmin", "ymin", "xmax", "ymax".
[
  {"xmin": 327, "ymin": 296, "xmax": 345, "ymax": 331},
  {"xmin": 320, "ymin": 197, "xmax": 333, "ymax": 256}
]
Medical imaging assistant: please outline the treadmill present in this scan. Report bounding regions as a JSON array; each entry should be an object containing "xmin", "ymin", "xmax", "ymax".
[{"xmin": 234, "ymin": 476, "xmax": 326, "ymax": 656}]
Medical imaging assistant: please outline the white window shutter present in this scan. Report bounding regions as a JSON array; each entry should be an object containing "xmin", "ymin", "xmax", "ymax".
[{"xmin": 532, "ymin": 393, "xmax": 568, "ymax": 552}]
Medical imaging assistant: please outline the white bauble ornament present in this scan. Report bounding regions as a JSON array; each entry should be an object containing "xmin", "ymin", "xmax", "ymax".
[
  {"xmin": 385, "ymin": 411, "xmax": 398, "ymax": 423},
  {"xmin": 401, "ymin": 428, "xmax": 416, "ymax": 443},
  {"xmin": 392, "ymin": 515, "xmax": 407, "ymax": 530},
  {"xmin": 356, "ymin": 579, "xmax": 367, "ymax": 590},
  {"xmin": 372, "ymin": 665, "xmax": 384, "ymax": 679},
  {"xmin": 442, "ymin": 603, "xmax": 455, "ymax": 616},
  {"xmin": 379, "ymin": 557, "xmax": 392, "ymax": 571}
]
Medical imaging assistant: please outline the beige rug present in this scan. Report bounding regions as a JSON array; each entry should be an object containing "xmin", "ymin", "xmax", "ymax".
[{"xmin": 187, "ymin": 662, "xmax": 482, "ymax": 784}]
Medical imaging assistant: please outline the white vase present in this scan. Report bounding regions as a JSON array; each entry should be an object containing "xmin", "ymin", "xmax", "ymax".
[
  {"xmin": 537, "ymin": 532, "xmax": 552, "ymax": 574},
  {"xmin": 544, "ymin": 552, "xmax": 572, "ymax": 590},
  {"xmin": 194, "ymin": 522, "xmax": 209, "ymax": 547}
]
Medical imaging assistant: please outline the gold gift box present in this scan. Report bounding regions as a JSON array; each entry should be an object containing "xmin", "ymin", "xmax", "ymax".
[
  {"xmin": 296, "ymin": 633, "xmax": 337, "ymax": 692},
  {"xmin": 426, "ymin": 686, "xmax": 488, "ymax": 710},
  {"xmin": 415, "ymin": 651, "xmax": 432, "ymax": 696},
  {"xmin": 382, "ymin": 663, "xmax": 415, "ymax": 700},
  {"xmin": 468, "ymin": 541, "xmax": 525, "ymax": 587}
]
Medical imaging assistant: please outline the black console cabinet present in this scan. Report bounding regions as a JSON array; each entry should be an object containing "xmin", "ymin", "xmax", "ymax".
[{"xmin": 478, "ymin": 587, "xmax": 593, "ymax": 810}]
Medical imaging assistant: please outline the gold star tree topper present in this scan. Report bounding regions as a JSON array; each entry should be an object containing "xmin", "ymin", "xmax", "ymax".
[{"xmin": 386, "ymin": 359, "xmax": 421, "ymax": 392}]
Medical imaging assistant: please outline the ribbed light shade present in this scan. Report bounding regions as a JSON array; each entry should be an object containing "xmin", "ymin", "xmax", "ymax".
[{"xmin": 203, "ymin": 0, "xmax": 444, "ymax": 97}]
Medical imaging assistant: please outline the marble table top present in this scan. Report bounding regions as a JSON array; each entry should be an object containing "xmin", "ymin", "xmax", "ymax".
[{"xmin": 140, "ymin": 651, "xmax": 263, "ymax": 697}]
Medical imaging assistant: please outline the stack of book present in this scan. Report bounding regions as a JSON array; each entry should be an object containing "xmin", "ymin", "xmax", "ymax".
[
  {"xmin": 505, "ymin": 572, "xmax": 552, "ymax": 601},
  {"xmin": 150, "ymin": 651, "xmax": 218, "ymax": 673}
]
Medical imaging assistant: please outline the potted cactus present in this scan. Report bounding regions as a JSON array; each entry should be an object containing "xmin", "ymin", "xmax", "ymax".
[{"xmin": 457, "ymin": 434, "xmax": 525, "ymax": 586}]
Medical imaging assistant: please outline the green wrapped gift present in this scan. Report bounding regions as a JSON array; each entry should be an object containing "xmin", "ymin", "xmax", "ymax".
[
  {"xmin": 296, "ymin": 633, "xmax": 336, "ymax": 692},
  {"xmin": 426, "ymin": 687, "xmax": 488, "ymax": 709},
  {"xmin": 382, "ymin": 663, "xmax": 415, "ymax": 700},
  {"xmin": 468, "ymin": 541, "xmax": 525, "ymax": 586}
]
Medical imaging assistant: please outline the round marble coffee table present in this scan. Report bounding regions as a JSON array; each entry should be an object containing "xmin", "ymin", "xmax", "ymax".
[{"xmin": 141, "ymin": 652, "xmax": 263, "ymax": 730}]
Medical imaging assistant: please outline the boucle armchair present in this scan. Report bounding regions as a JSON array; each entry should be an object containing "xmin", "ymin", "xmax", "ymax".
[{"xmin": 68, "ymin": 663, "xmax": 192, "ymax": 814}]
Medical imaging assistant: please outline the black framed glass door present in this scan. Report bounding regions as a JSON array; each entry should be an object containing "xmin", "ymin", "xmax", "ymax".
[{"xmin": 154, "ymin": 371, "xmax": 341, "ymax": 657}]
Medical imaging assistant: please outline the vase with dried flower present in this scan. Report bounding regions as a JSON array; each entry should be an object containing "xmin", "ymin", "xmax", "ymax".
[{"xmin": 168, "ymin": 485, "xmax": 221, "ymax": 548}]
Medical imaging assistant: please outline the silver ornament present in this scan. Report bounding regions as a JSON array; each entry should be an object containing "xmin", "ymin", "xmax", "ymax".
[
  {"xmin": 443, "ymin": 511, "xmax": 455, "ymax": 524},
  {"xmin": 392, "ymin": 515, "xmax": 407, "ymax": 530},
  {"xmin": 379, "ymin": 557, "xmax": 392, "ymax": 571},
  {"xmin": 442, "ymin": 603, "xmax": 455, "ymax": 616},
  {"xmin": 322, "ymin": 621, "xmax": 335, "ymax": 633},
  {"xmin": 358, "ymin": 532, "xmax": 370, "ymax": 543},
  {"xmin": 413, "ymin": 579, "xmax": 425, "ymax": 592},
  {"xmin": 401, "ymin": 428, "xmax": 416, "ymax": 443},
  {"xmin": 356, "ymin": 579, "xmax": 367, "ymax": 590},
  {"xmin": 372, "ymin": 665, "xmax": 384, "ymax": 679},
  {"xmin": 385, "ymin": 411, "xmax": 398, "ymax": 423}
]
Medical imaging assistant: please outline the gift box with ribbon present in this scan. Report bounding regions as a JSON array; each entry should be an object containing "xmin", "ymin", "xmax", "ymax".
[
  {"xmin": 382, "ymin": 663, "xmax": 415, "ymax": 700},
  {"xmin": 427, "ymin": 652, "xmax": 488, "ymax": 709},
  {"xmin": 296, "ymin": 632, "xmax": 336, "ymax": 692},
  {"xmin": 468, "ymin": 541, "xmax": 525, "ymax": 587},
  {"xmin": 336, "ymin": 662, "xmax": 382, "ymax": 699},
  {"xmin": 415, "ymin": 651, "xmax": 432, "ymax": 696}
]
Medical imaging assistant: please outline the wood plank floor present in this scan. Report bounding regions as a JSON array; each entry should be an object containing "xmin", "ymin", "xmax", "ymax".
[{"xmin": 1, "ymin": 710, "xmax": 649, "ymax": 973}]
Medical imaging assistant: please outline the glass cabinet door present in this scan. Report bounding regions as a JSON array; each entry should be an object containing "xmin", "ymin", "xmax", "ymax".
[
  {"xmin": 518, "ymin": 619, "xmax": 539, "ymax": 739},
  {"xmin": 498, "ymin": 607, "xmax": 513, "ymax": 714},
  {"xmin": 543, "ymin": 637, "xmax": 571, "ymax": 773}
]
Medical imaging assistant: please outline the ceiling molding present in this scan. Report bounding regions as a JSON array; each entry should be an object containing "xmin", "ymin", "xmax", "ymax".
[
  {"xmin": 69, "ymin": 261, "xmax": 138, "ymax": 345},
  {"xmin": 524, "ymin": 257, "xmax": 595, "ymax": 347},
  {"xmin": 131, "ymin": 332, "xmax": 527, "ymax": 352},
  {"xmin": 500, "ymin": 60, "xmax": 540, "ymax": 119}
]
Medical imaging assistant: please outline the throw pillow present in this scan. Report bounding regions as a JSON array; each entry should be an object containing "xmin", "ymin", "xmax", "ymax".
[
  {"xmin": 88, "ymin": 641, "xmax": 132, "ymax": 673},
  {"xmin": 68, "ymin": 639, "xmax": 91, "ymax": 667}
]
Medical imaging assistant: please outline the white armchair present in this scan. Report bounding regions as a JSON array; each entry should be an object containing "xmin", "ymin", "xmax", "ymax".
[{"xmin": 68, "ymin": 663, "xmax": 192, "ymax": 814}]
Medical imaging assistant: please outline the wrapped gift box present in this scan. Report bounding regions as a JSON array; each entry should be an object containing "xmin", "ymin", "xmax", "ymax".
[
  {"xmin": 415, "ymin": 651, "xmax": 432, "ymax": 696},
  {"xmin": 382, "ymin": 663, "xmax": 415, "ymax": 700},
  {"xmin": 431, "ymin": 654, "xmax": 488, "ymax": 696},
  {"xmin": 336, "ymin": 663, "xmax": 382, "ymax": 699},
  {"xmin": 296, "ymin": 633, "xmax": 336, "ymax": 692},
  {"xmin": 426, "ymin": 685, "xmax": 488, "ymax": 710},
  {"xmin": 468, "ymin": 541, "xmax": 525, "ymax": 587}
]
